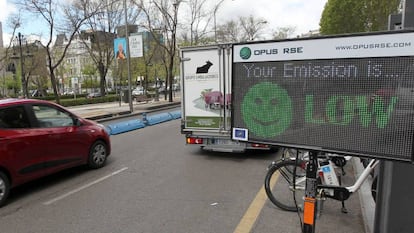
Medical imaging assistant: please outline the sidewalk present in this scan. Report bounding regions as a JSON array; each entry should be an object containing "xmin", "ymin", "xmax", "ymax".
[{"xmin": 68, "ymin": 96, "xmax": 181, "ymax": 121}]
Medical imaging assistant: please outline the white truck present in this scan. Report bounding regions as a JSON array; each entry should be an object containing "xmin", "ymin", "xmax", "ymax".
[{"xmin": 179, "ymin": 44, "xmax": 272, "ymax": 152}]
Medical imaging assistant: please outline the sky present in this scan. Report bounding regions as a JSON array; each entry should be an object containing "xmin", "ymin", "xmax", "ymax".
[
  {"xmin": 0, "ymin": 0, "xmax": 327, "ymax": 47},
  {"xmin": 217, "ymin": 0, "xmax": 327, "ymax": 37}
]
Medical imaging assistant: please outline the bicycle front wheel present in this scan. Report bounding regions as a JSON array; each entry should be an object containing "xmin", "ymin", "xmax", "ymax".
[{"xmin": 264, "ymin": 160, "xmax": 307, "ymax": 212}]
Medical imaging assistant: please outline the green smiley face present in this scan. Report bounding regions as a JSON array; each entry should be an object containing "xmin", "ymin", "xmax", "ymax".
[{"xmin": 241, "ymin": 82, "xmax": 292, "ymax": 138}]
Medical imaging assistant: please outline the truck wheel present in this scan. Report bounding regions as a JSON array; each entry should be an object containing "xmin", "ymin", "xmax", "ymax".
[{"xmin": 0, "ymin": 172, "xmax": 10, "ymax": 207}]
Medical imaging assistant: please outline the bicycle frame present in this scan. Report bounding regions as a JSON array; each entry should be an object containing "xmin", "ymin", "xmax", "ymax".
[
  {"xmin": 346, "ymin": 158, "xmax": 378, "ymax": 193},
  {"xmin": 288, "ymin": 157, "xmax": 378, "ymax": 201},
  {"xmin": 264, "ymin": 150, "xmax": 379, "ymax": 215}
]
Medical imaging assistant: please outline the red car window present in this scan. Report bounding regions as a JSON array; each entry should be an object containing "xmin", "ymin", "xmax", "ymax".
[
  {"xmin": 32, "ymin": 104, "xmax": 75, "ymax": 128},
  {"xmin": 0, "ymin": 106, "xmax": 31, "ymax": 129}
]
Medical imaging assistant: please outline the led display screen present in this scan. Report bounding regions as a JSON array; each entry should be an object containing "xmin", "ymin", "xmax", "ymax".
[{"xmin": 232, "ymin": 31, "xmax": 414, "ymax": 162}]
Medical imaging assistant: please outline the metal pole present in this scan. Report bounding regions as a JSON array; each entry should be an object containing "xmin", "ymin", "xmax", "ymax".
[
  {"xmin": 124, "ymin": 0, "xmax": 133, "ymax": 112},
  {"xmin": 2, "ymin": 67, "xmax": 5, "ymax": 96},
  {"xmin": 18, "ymin": 33, "xmax": 26, "ymax": 98},
  {"xmin": 374, "ymin": 2, "xmax": 414, "ymax": 232},
  {"xmin": 214, "ymin": 0, "xmax": 225, "ymax": 43},
  {"xmin": 303, "ymin": 151, "xmax": 318, "ymax": 233},
  {"xmin": 2, "ymin": 69, "xmax": 4, "ymax": 96},
  {"xmin": 214, "ymin": 7, "xmax": 217, "ymax": 43}
]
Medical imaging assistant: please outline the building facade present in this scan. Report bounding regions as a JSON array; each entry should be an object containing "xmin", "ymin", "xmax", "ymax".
[{"xmin": 55, "ymin": 32, "xmax": 115, "ymax": 94}]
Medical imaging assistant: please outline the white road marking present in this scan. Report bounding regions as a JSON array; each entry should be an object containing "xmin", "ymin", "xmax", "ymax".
[{"xmin": 43, "ymin": 167, "xmax": 128, "ymax": 205}]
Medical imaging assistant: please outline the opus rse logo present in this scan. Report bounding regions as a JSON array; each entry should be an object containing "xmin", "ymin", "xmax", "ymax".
[
  {"xmin": 239, "ymin": 47, "xmax": 252, "ymax": 60},
  {"xmin": 239, "ymin": 46, "xmax": 279, "ymax": 60}
]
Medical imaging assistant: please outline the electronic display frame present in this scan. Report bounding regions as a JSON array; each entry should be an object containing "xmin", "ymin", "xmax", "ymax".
[{"xmin": 231, "ymin": 31, "xmax": 414, "ymax": 162}]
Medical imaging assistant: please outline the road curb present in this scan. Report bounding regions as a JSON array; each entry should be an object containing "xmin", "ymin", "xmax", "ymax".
[{"xmin": 90, "ymin": 102, "xmax": 181, "ymax": 123}]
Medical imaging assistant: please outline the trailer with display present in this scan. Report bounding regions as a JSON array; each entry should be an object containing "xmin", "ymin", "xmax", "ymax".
[
  {"xmin": 231, "ymin": 30, "xmax": 414, "ymax": 162},
  {"xmin": 231, "ymin": 30, "xmax": 414, "ymax": 232},
  {"xmin": 180, "ymin": 44, "xmax": 272, "ymax": 152}
]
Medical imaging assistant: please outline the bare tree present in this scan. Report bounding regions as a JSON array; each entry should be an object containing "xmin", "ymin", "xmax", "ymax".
[
  {"xmin": 132, "ymin": 0, "xmax": 183, "ymax": 102},
  {"xmin": 239, "ymin": 15, "xmax": 268, "ymax": 41},
  {"xmin": 216, "ymin": 15, "xmax": 268, "ymax": 43},
  {"xmin": 14, "ymin": 0, "xmax": 101, "ymax": 104},
  {"xmin": 272, "ymin": 26, "xmax": 297, "ymax": 39},
  {"xmin": 216, "ymin": 19, "xmax": 240, "ymax": 43},
  {"xmin": 77, "ymin": 0, "xmax": 124, "ymax": 96},
  {"xmin": 181, "ymin": 0, "xmax": 213, "ymax": 45},
  {"xmin": 1, "ymin": 14, "xmax": 21, "ymax": 58},
  {"xmin": 179, "ymin": 0, "xmax": 239, "ymax": 46},
  {"xmin": 1, "ymin": 14, "xmax": 22, "ymax": 96},
  {"xmin": 19, "ymin": 41, "xmax": 49, "ymax": 96}
]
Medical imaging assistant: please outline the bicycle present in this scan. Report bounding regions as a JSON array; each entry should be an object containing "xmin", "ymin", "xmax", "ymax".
[
  {"xmin": 280, "ymin": 148, "xmax": 351, "ymax": 178},
  {"xmin": 264, "ymin": 148, "xmax": 378, "ymax": 215}
]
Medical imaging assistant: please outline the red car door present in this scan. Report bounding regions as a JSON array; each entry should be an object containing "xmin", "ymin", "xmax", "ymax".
[
  {"xmin": 0, "ymin": 106, "xmax": 46, "ymax": 186},
  {"xmin": 31, "ymin": 104, "xmax": 87, "ymax": 175}
]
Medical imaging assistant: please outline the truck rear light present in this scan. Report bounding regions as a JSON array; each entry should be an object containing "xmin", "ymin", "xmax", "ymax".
[
  {"xmin": 187, "ymin": 137, "xmax": 203, "ymax": 144},
  {"xmin": 251, "ymin": 143, "xmax": 270, "ymax": 148}
]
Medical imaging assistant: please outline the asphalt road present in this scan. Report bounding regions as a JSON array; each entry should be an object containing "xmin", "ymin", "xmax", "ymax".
[{"xmin": 0, "ymin": 116, "xmax": 367, "ymax": 233}]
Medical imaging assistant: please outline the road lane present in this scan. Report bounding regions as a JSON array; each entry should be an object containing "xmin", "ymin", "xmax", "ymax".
[
  {"xmin": 0, "ymin": 115, "xmax": 365, "ymax": 233},
  {"xmin": 0, "ymin": 119, "xmax": 279, "ymax": 233},
  {"xmin": 43, "ymin": 167, "xmax": 128, "ymax": 205}
]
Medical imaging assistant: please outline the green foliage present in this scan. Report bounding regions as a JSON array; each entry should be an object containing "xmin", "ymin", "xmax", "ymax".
[
  {"xmin": 320, "ymin": 0, "xmax": 400, "ymax": 35},
  {"xmin": 82, "ymin": 78, "xmax": 100, "ymax": 89},
  {"xmin": 31, "ymin": 93, "xmax": 120, "ymax": 107},
  {"xmin": 365, "ymin": 0, "xmax": 401, "ymax": 31},
  {"xmin": 320, "ymin": 0, "xmax": 365, "ymax": 34},
  {"xmin": 59, "ymin": 94, "xmax": 120, "ymax": 107}
]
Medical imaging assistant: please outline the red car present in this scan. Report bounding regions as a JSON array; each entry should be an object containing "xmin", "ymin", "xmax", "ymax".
[{"xmin": 0, "ymin": 98, "xmax": 111, "ymax": 207}]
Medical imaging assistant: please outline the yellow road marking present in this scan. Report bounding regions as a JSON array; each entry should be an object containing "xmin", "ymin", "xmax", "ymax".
[{"xmin": 233, "ymin": 170, "xmax": 280, "ymax": 233}]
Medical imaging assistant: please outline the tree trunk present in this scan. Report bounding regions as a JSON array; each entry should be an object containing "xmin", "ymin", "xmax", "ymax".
[
  {"xmin": 98, "ymin": 62, "xmax": 106, "ymax": 96},
  {"xmin": 50, "ymin": 71, "xmax": 61, "ymax": 104}
]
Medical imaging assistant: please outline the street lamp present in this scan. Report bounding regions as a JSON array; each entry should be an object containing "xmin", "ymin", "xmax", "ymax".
[
  {"xmin": 214, "ymin": 0, "xmax": 226, "ymax": 43},
  {"xmin": 213, "ymin": 0, "xmax": 235, "ymax": 43},
  {"xmin": 123, "ymin": 0, "xmax": 133, "ymax": 112},
  {"xmin": 11, "ymin": 32, "xmax": 33, "ymax": 98}
]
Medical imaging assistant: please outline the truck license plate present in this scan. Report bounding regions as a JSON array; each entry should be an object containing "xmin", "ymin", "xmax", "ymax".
[{"xmin": 215, "ymin": 139, "xmax": 240, "ymax": 145}]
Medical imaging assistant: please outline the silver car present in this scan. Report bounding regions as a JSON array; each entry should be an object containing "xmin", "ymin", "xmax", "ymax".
[{"xmin": 132, "ymin": 86, "xmax": 145, "ymax": 97}]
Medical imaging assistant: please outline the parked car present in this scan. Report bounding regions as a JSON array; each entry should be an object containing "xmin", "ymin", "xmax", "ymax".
[
  {"xmin": 31, "ymin": 89, "xmax": 47, "ymax": 97},
  {"xmin": 64, "ymin": 90, "xmax": 75, "ymax": 95},
  {"xmin": 87, "ymin": 92, "xmax": 102, "ymax": 98},
  {"xmin": 132, "ymin": 86, "xmax": 145, "ymax": 97},
  {"xmin": 172, "ymin": 83, "xmax": 180, "ymax": 91},
  {"xmin": 0, "ymin": 98, "xmax": 111, "ymax": 207}
]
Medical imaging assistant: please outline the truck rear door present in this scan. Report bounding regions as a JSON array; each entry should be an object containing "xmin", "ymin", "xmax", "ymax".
[{"xmin": 180, "ymin": 45, "xmax": 232, "ymax": 133}]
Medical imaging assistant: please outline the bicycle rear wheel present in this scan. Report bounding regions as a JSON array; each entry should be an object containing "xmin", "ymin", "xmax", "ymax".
[
  {"xmin": 281, "ymin": 148, "xmax": 309, "ymax": 161},
  {"xmin": 264, "ymin": 160, "xmax": 307, "ymax": 212}
]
